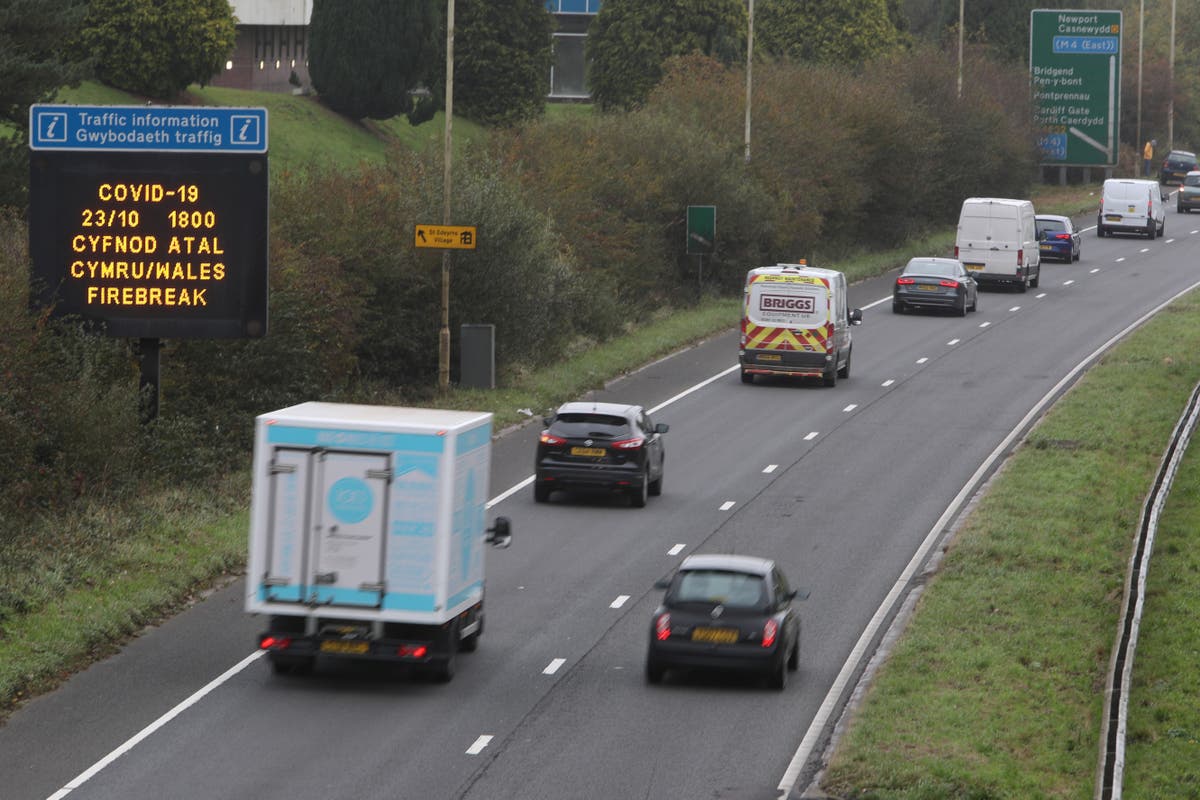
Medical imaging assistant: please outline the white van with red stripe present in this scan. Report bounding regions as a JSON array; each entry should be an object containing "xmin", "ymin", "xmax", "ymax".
[{"xmin": 739, "ymin": 262, "xmax": 863, "ymax": 387}]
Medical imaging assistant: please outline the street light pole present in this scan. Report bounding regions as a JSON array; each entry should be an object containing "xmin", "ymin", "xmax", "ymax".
[
  {"xmin": 744, "ymin": 0, "xmax": 753, "ymax": 163},
  {"xmin": 439, "ymin": 0, "xmax": 455, "ymax": 391},
  {"xmin": 957, "ymin": 0, "xmax": 964, "ymax": 98},
  {"xmin": 1136, "ymin": 0, "xmax": 1143, "ymax": 177},
  {"xmin": 1168, "ymin": 0, "xmax": 1176, "ymax": 150}
]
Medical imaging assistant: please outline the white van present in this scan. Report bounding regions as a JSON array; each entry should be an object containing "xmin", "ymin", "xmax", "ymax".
[
  {"xmin": 739, "ymin": 262, "xmax": 863, "ymax": 387},
  {"xmin": 1097, "ymin": 179, "xmax": 1165, "ymax": 239},
  {"xmin": 955, "ymin": 198, "xmax": 1041, "ymax": 292}
]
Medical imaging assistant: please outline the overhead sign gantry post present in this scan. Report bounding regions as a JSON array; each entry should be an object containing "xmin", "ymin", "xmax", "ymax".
[
  {"xmin": 28, "ymin": 104, "xmax": 269, "ymax": 422},
  {"xmin": 1030, "ymin": 10, "xmax": 1122, "ymax": 177}
]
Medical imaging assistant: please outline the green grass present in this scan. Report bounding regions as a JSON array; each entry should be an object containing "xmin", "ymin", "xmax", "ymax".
[{"xmin": 819, "ymin": 292, "xmax": 1200, "ymax": 797}]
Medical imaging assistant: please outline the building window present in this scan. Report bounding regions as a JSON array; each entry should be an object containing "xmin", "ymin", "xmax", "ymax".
[{"xmin": 550, "ymin": 33, "xmax": 588, "ymax": 98}]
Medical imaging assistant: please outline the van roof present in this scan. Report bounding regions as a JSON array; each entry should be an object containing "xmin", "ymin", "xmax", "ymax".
[
  {"xmin": 751, "ymin": 263, "xmax": 843, "ymax": 280},
  {"xmin": 961, "ymin": 197, "xmax": 1034, "ymax": 208}
]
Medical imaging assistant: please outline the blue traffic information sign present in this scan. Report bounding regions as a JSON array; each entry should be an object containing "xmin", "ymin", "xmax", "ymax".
[{"xmin": 30, "ymin": 105, "xmax": 268, "ymax": 153}]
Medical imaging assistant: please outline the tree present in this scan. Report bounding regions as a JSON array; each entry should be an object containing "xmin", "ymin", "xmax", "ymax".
[
  {"xmin": 586, "ymin": 0, "xmax": 746, "ymax": 111},
  {"xmin": 756, "ymin": 0, "xmax": 901, "ymax": 66},
  {"xmin": 308, "ymin": 0, "xmax": 441, "ymax": 121},
  {"xmin": 76, "ymin": 0, "xmax": 236, "ymax": 101},
  {"xmin": 0, "ymin": 0, "xmax": 89, "ymax": 209},
  {"xmin": 427, "ymin": 0, "xmax": 554, "ymax": 127}
]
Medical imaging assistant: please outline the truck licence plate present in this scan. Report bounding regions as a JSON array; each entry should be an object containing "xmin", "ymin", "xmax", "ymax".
[{"xmin": 320, "ymin": 640, "xmax": 369, "ymax": 655}]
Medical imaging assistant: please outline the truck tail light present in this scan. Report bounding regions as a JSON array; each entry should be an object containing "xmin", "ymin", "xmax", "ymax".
[
  {"xmin": 397, "ymin": 644, "xmax": 428, "ymax": 658},
  {"xmin": 762, "ymin": 619, "xmax": 778, "ymax": 648},
  {"xmin": 655, "ymin": 613, "xmax": 671, "ymax": 641}
]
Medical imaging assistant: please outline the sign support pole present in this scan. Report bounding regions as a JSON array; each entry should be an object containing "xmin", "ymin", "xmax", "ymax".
[{"xmin": 439, "ymin": 0, "xmax": 456, "ymax": 392}]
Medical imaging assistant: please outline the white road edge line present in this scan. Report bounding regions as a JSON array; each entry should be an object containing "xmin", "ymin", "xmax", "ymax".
[
  {"xmin": 774, "ymin": 278, "xmax": 1200, "ymax": 798},
  {"xmin": 45, "ymin": 650, "xmax": 266, "ymax": 800},
  {"xmin": 543, "ymin": 658, "xmax": 566, "ymax": 675},
  {"xmin": 466, "ymin": 735, "xmax": 493, "ymax": 755}
]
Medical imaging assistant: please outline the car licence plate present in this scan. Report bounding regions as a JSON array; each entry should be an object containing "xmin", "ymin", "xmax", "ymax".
[
  {"xmin": 691, "ymin": 626, "xmax": 738, "ymax": 644},
  {"xmin": 321, "ymin": 640, "xmax": 369, "ymax": 655},
  {"xmin": 1039, "ymin": 243, "xmax": 1052, "ymax": 250},
  {"xmin": 757, "ymin": 353, "xmax": 782, "ymax": 362},
  {"xmin": 570, "ymin": 446, "xmax": 606, "ymax": 457},
  {"xmin": 917, "ymin": 284, "xmax": 939, "ymax": 291}
]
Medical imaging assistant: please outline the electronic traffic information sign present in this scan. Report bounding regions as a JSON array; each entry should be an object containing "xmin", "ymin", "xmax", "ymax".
[{"xmin": 28, "ymin": 105, "xmax": 268, "ymax": 339}]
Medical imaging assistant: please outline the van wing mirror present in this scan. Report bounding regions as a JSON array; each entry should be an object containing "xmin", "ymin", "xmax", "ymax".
[
  {"xmin": 849, "ymin": 308, "xmax": 863, "ymax": 325},
  {"xmin": 486, "ymin": 516, "xmax": 513, "ymax": 549}
]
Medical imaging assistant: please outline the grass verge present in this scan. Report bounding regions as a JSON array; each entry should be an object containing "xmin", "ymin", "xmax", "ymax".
[{"xmin": 817, "ymin": 291, "xmax": 1200, "ymax": 796}]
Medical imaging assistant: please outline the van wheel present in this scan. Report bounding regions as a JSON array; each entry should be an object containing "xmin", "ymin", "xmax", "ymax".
[
  {"xmin": 1017, "ymin": 278, "xmax": 1028, "ymax": 294},
  {"xmin": 1030, "ymin": 271, "xmax": 1039, "ymax": 289},
  {"xmin": 1097, "ymin": 224, "xmax": 1106, "ymax": 238},
  {"xmin": 822, "ymin": 363, "xmax": 837, "ymax": 387},
  {"xmin": 837, "ymin": 347, "xmax": 851, "ymax": 379},
  {"xmin": 740, "ymin": 369, "xmax": 754, "ymax": 385},
  {"xmin": 1147, "ymin": 221, "xmax": 1156, "ymax": 239}
]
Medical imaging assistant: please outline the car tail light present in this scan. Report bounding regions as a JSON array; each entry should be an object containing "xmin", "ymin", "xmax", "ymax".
[
  {"xmin": 938, "ymin": 280, "xmax": 959, "ymax": 288},
  {"xmin": 612, "ymin": 436, "xmax": 645, "ymax": 450},
  {"xmin": 1055, "ymin": 233, "xmax": 1071, "ymax": 240},
  {"xmin": 896, "ymin": 277, "xmax": 915, "ymax": 285},
  {"xmin": 655, "ymin": 613, "xmax": 671, "ymax": 641},
  {"xmin": 539, "ymin": 432, "xmax": 566, "ymax": 446},
  {"xmin": 762, "ymin": 619, "xmax": 778, "ymax": 649},
  {"xmin": 260, "ymin": 635, "xmax": 291, "ymax": 650}
]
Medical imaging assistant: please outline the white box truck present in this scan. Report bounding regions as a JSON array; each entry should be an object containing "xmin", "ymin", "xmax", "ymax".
[{"xmin": 246, "ymin": 402, "xmax": 512, "ymax": 681}]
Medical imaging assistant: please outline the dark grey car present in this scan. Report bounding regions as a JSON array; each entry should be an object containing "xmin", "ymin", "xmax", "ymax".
[
  {"xmin": 893, "ymin": 257, "xmax": 978, "ymax": 316},
  {"xmin": 533, "ymin": 401, "xmax": 667, "ymax": 507}
]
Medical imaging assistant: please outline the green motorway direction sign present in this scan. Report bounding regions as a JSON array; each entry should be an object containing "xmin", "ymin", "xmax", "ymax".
[
  {"xmin": 686, "ymin": 205, "xmax": 715, "ymax": 255},
  {"xmin": 1030, "ymin": 9, "xmax": 1122, "ymax": 167}
]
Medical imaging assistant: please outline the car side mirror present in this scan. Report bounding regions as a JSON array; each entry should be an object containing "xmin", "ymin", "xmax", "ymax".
[
  {"xmin": 542, "ymin": 415, "xmax": 555, "ymax": 427},
  {"xmin": 654, "ymin": 423, "xmax": 669, "ymax": 434},
  {"xmin": 654, "ymin": 577, "xmax": 671, "ymax": 590},
  {"xmin": 849, "ymin": 308, "xmax": 863, "ymax": 326},
  {"xmin": 486, "ymin": 516, "xmax": 513, "ymax": 549},
  {"xmin": 789, "ymin": 588, "xmax": 811, "ymax": 601}
]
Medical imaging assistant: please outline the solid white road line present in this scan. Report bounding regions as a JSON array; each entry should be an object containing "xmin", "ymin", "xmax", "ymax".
[
  {"xmin": 776, "ymin": 278, "xmax": 1200, "ymax": 798},
  {"xmin": 45, "ymin": 651, "xmax": 266, "ymax": 800}
]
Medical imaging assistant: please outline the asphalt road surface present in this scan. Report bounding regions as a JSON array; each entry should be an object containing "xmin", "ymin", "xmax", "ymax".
[{"xmin": 4, "ymin": 204, "xmax": 1200, "ymax": 800}]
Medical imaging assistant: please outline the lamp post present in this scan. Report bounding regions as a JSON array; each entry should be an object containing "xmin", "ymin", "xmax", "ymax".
[
  {"xmin": 1136, "ymin": 0, "xmax": 1143, "ymax": 177},
  {"xmin": 438, "ymin": 0, "xmax": 455, "ymax": 391},
  {"xmin": 744, "ymin": 0, "xmax": 753, "ymax": 163},
  {"xmin": 957, "ymin": 0, "xmax": 964, "ymax": 98},
  {"xmin": 1168, "ymin": 0, "xmax": 1176, "ymax": 150}
]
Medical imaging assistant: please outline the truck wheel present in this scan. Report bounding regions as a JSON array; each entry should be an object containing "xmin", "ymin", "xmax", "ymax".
[
  {"xmin": 432, "ymin": 624, "xmax": 459, "ymax": 683},
  {"xmin": 270, "ymin": 654, "xmax": 313, "ymax": 676},
  {"xmin": 460, "ymin": 613, "xmax": 482, "ymax": 652}
]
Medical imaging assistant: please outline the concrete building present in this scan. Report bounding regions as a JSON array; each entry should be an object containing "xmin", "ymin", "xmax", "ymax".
[{"xmin": 211, "ymin": 0, "xmax": 600, "ymax": 99}]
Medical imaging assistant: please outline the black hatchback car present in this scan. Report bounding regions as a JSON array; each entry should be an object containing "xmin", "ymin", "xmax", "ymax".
[
  {"xmin": 645, "ymin": 554, "xmax": 804, "ymax": 690},
  {"xmin": 533, "ymin": 401, "xmax": 667, "ymax": 507},
  {"xmin": 1159, "ymin": 150, "xmax": 1198, "ymax": 185}
]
